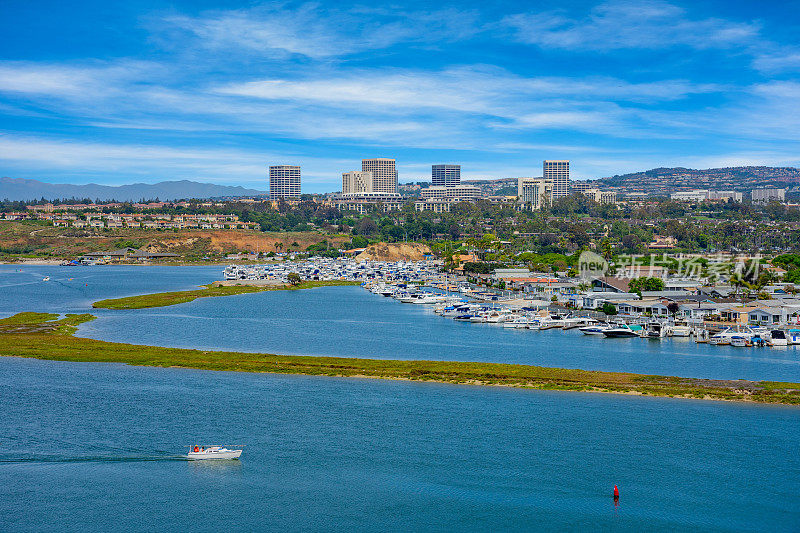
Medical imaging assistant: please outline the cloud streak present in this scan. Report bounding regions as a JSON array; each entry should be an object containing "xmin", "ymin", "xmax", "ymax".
[
  {"xmin": 503, "ymin": 0, "xmax": 760, "ymax": 51},
  {"xmin": 156, "ymin": 4, "xmax": 482, "ymax": 59}
]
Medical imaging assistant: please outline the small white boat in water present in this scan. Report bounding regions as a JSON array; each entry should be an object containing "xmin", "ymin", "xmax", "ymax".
[
  {"xmin": 187, "ymin": 445, "xmax": 243, "ymax": 460},
  {"xmin": 42, "ymin": 276, "xmax": 50, "ymax": 281}
]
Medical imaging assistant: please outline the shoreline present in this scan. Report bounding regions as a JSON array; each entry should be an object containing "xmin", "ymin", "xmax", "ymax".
[{"xmin": 1, "ymin": 312, "xmax": 798, "ymax": 406}]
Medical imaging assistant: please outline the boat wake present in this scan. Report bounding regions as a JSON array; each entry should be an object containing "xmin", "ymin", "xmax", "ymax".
[{"xmin": 0, "ymin": 454, "xmax": 187, "ymax": 464}]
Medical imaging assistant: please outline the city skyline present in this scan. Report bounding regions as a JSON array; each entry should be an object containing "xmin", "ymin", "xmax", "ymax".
[{"xmin": 2, "ymin": 1, "xmax": 800, "ymax": 192}]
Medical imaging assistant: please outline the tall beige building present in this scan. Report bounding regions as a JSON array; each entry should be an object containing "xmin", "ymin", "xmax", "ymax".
[
  {"xmin": 342, "ymin": 171, "xmax": 373, "ymax": 195},
  {"xmin": 544, "ymin": 160, "xmax": 569, "ymax": 199},
  {"xmin": 362, "ymin": 158, "xmax": 397, "ymax": 193},
  {"xmin": 518, "ymin": 177, "xmax": 553, "ymax": 210}
]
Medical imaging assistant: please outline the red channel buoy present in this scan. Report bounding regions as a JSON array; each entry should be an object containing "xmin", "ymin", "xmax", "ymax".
[{"xmin": 613, "ymin": 485, "xmax": 620, "ymax": 499}]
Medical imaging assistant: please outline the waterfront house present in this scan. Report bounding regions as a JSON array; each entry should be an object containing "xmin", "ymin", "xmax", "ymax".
[
  {"xmin": 720, "ymin": 306, "xmax": 757, "ymax": 324},
  {"xmin": 747, "ymin": 306, "xmax": 785, "ymax": 326},
  {"xmin": 580, "ymin": 291, "xmax": 640, "ymax": 310},
  {"xmin": 591, "ymin": 276, "xmax": 632, "ymax": 293},
  {"xmin": 616, "ymin": 298, "xmax": 670, "ymax": 317}
]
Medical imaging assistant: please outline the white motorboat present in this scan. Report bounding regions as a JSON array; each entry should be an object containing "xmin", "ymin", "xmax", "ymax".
[
  {"xmin": 412, "ymin": 294, "xmax": 448, "ymax": 305},
  {"xmin": 562, "ymin": 318, "xmax": 596, "ymax": 330},
  {"xmin": 730, "ymin": 335, "xmax": 751, "ymax": 348},
  {"xmin": 42, "ymin": 276, "xmax": 50, "ymax": 281},
  {"xmin": 709, "ymin": 325, "xmax": 755, "ymax": 346},
  {"xmin": 671, "ymin": 325, "xmax": 691, "ymax": 337},
  {"xmin": 187, "ymin": 445, "xmax": 242, "ymax": 460},
  {"xmin": 580, "ymin": 324, "xmax": 610, "ymax": 335},
  {"xmin": 603, "ymin": 324, "xmax": 641, "ymax": 338},
  {"xmin": 485, "ymin": 310, "xmax": 510, "ymax": 323},
  {"xmin": 768, "ymin": 330, "xmax": 788, "ymax": 347},
  {"xmin": 643, "ymin": 321, "xmax": 672, "ymax": 339},
  {"xmin": 503, "ymin": 316, "xmax": 535, "ymax": 329}
]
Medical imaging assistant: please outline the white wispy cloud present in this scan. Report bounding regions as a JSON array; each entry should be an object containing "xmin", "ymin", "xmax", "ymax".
[
  {"xmin": 0, "ymin": 61, "xmax": 161, "ymax": 99},
  {"xmin": 155, "ymin": 3, "xmax": 482, "ymax": 59},
  {"xmin": 751, "ymin": 49, "xmax": 800, "ymax": 73},
  {"xmin": 503, "ymin": 0, "xmax": 760, "ymax": 51},
  {"xmin": 218, "ymin": 67, "xmax": 718, "ymax": 111},
  {"xmin": 0, "ymin": 59, "xmax": 721, "ymax": 147}
]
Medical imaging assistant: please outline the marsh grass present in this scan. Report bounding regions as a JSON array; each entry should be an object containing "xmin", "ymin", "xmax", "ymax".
[
  {"xmin": 2, "ymin": 313, "xmax": 799, "ymax": 405},
  {"xmin": 92, "ymin": 280, "xmax": 361, "ymax": 309}
]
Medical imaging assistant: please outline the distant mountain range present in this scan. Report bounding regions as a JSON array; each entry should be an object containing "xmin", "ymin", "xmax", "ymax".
[{"xmin": 0, "ymin": 177, "xmax": 265, "ymax": 202}]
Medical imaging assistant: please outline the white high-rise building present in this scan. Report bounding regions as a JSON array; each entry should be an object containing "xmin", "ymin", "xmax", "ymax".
[
  {"xmin": 751, "ymin": 188, "xmax": 785, "ymax": 203},
  {"xmin": 269, "ymin": 165, "xmax": 301, "ymax": 199},
  {"xmin": 518, "ymin": 177, "xmax": 553, "ymax": 210},
  {"xmin": 362, "ymin": 158, "xmax": 397, "ymax": 194},
  {"xmin": 342, "ymin": 171, "xmax": 374, "ymax": 195},
  {"xmin": 544, "ymin": 160, "xmax": 570, "ymax": 199}
]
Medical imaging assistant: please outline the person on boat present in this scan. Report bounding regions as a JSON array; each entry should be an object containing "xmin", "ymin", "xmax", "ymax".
[{"xmin": 194, "ymin": 445, "xmax": 199, "ymax": 453}]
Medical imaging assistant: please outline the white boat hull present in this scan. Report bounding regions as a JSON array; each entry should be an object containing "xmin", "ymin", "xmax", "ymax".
[
  {"xmin": 671, "ymin": 326, "xmax": 691, "ymax": 337},
  {"xmin": 187, "ymin": 449, "xmax": 242, "ymax": 460}
]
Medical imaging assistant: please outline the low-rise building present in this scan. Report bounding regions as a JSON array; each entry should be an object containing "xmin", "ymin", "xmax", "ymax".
[
  {"xmin": 671, "ymin": 190, "xmax": 709, "ymax": 201},
  {"xmin": 333, "ymin": 193, "xmax": 404, "ymax": 214}
]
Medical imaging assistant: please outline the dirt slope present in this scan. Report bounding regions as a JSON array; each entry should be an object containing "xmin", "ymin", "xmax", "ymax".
[{"xmin": 355, "ymin": 242, "xmax": 432, "ymax": 261}]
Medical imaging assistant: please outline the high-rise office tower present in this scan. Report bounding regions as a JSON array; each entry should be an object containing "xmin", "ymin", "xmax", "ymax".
[
  {"xmin": 269, "ymin": 165, "xmax": 301, "ymax": 199},
  {"xmin": 431, "ymin": 164, "xmax": 461, "ymax": 187},
  {"xmin": 342, "ymin": 171, "xmax": 373, "ymax": 194},
  {"xmin": 544, "ymin": 160, "xmax": 569, "ymax": 199},
  {"xmin": 518, "ymin": 177, "xmax": 554, "ymax": 210},
  {"xmin": 362, "ymin": 158, "xmax": 397, "ymax": 193}
]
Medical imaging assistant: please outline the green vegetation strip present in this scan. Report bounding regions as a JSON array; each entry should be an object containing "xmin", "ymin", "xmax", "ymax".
[
  {"xmin": 2, "ymin": 312, "xmax": 799, "ymax": 405},
  {"xmin": 92, "ymin": 280, "xmax": 361, "ymax": 309}
]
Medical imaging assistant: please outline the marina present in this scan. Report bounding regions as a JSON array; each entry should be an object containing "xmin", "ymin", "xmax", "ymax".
[
  {"xmin": 217, "ymin": 258, "xmax": 800, "ymax": 351},
  {"xmin": 22, "ymin": 263, "xmax": 791, "ymax": 383}
]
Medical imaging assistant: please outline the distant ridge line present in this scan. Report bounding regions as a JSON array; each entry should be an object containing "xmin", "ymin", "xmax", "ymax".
[{"xmin": 0, "ymin": 177, "xmax": 266, "ymax": 202}]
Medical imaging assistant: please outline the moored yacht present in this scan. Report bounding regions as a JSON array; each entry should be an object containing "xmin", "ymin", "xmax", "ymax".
[
  {"xmin": 603, "ymin": 323, "xmax": 641, "ymax": 338},
  {"xmin": 580, "ymin": 323, "xmax": 610, "ymax": 335},
  {"xmin": 709, "ymin": 325, "xmax": 756, "ymax": 346},
  {"xmin": 768, "ymin": 330, "xmax": 788, "ymax": 347}
]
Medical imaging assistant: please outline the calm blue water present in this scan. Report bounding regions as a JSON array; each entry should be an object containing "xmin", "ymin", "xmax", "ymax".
[
  {"xmin": 0, "ymin": 265, "xmax": 220, "ymax": 314},
  {"xmin": 2, "ymin": 264, "xmax": 800, "ymax": 381},
  {"xmin": 1, "ymin": 357, "xmax": 799, "ymax": 532}
]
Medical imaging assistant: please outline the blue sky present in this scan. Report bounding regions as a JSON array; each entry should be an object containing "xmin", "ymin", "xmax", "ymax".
[{"xmin": 1, "ymin": 0, "xmax": 799, "ymax": 192}]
